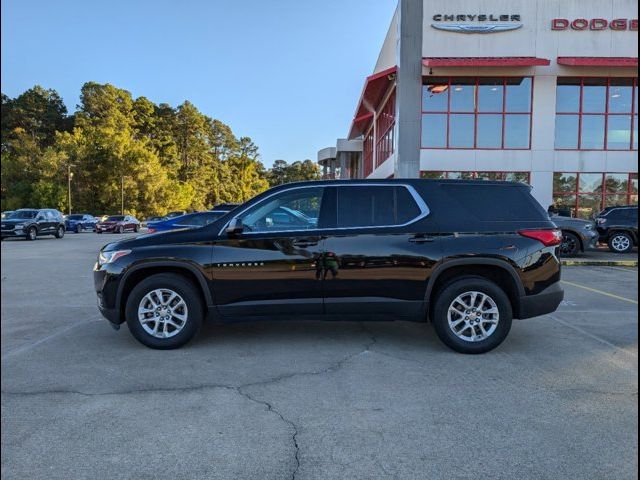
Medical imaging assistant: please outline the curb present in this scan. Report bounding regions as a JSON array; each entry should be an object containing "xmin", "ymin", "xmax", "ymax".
[{"xmin": 561, "ymin": 259, "xmax": 638, "ymax": 267}]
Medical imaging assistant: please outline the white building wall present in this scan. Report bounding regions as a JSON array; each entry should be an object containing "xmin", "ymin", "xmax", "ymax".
[{"xmin": 374, "ymin": 6, "xmax": 399, "ymax": 74}]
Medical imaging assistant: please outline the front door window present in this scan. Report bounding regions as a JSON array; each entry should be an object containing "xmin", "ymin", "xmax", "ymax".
[{"xmin": 239, "ymin": 187, "xmax": 323, "ymax": 233}]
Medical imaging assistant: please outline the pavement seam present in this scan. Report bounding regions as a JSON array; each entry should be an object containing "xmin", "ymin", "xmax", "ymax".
[{"xmin": 2, "ymin": 325, "xmax": 380, "ymax": 480}]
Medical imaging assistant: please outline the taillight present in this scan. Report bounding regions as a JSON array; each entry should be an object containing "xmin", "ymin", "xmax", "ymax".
[
  {"xmin": 148, "ymin": 228, "xmax": 156, "ymax": 233},
  {"xmin": 518, "ymin": 229, "xmax": 563, "ymax": 246}
]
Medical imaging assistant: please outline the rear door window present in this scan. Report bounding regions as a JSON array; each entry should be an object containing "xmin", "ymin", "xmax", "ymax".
[{"xmin": 336, "ymin": 186, "xmax": 423, "ymax": 228}]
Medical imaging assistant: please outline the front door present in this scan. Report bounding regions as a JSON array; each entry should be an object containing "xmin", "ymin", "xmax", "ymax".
[
  {"xmin": 321, "ymin": 184, "xmax": 441, "ymax": 317},
  {"xmin": 212, "ymin": 186, "xmax": 328, "ymax": 317}
]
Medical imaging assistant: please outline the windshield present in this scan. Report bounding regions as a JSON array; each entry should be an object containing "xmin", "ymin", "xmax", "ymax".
[
  {"xmin": 106, "ymin": 216, "xmax": 125, "ymax": 221},
  {"xmin": 67, "ymin": 215, "xmax": 84, "ymax": 220},
  {"xmin": 7, "ymin": 210, "xmax": 38, "ymax": 219}
]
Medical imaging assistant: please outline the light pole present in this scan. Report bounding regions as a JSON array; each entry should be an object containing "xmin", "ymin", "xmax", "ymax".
[
  {"xmin": 67, "ymin": 164, "xmax": 76, "ymax": 215},
  {"xmin": 121, "ymin": 175, "xmax": 125, "ymax": 215}
]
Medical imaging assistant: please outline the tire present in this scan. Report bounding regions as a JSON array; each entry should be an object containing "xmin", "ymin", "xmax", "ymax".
[
  {"xmin": 26, "ymin": 227, "xmax": 37, "ymax": 241},
  {"xmin": 97, "ymin": 230, "xmax": 102, "ymax": 234},
  {"xmin": 559, "ymin": 231, "xmax": 581, "ymax": 257},
  {"xmin": 125, "ymin": 273, "xmax": 203, "ymax": 349},
  {"xmin": 54, "ymin": 226, "xmax": 65, "ymax": 239},
  {"xmin": 117, "ymin": 225, "xmax": 124, "ymax": 234},
  {"xmin": 134, "ymin": 225, "xmax": 139, "ymax": 233},
  {"xmin": 75, "ymin": 224, "xmax": 82, "ymax": 233},
  {"xmin": 432, "ymin": 277, "xmax": 512, "ymax": 354},
  {"xmin": 608, "ymin": 232, "xmax": 634, "ymax": 253}
]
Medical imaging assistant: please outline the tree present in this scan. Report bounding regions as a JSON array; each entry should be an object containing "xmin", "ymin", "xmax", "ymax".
[{"xmin": 267, "ymin": 159, "xmax": 321, "ymax": 186}]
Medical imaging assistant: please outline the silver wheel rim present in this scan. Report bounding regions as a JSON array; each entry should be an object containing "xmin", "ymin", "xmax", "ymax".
[
  {"xmin": 447, "ymin": 291, "xmax": 499, "ymax": 342},
  {"xmin": 138, "ymin": 288, "xmax": 188, "ymax": 338},
  {"xmin": 29, "ymin": 228, "xmax": 36, "ymax": 240},
  {"xmin": 612, "ymin": 235, "xmax": 630, "ymax": 251}
]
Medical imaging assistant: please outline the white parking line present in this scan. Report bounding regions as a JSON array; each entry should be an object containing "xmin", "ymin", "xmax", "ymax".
[{"xmin": 1, "ymin": 318, "xmax": 102, "ymax": 360}]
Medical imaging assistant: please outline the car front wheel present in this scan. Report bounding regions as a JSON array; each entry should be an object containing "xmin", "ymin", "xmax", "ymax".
[
  {"xmin": 125, "ymin": 273, "xmax": 203, "ymax": 349},
  {"xmin": 608, "ymin": 232, "xmax": 634, "ymax": 253},
  {"xmin": 432, "ymin": 277, "xmax": 512, "ymax": 354},
  {"xmin": 26, "ymin": 227, "xmax": 37, "ymax": 241},
  {"xmin": 117, "ymin": 225, "xmax": 124, "ymax": 234}
]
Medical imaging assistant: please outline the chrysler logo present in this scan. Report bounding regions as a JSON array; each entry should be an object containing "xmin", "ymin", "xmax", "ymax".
[
  {"xmin": 432, "ymin": 24, "xmax": 522, "ymax": 33},
  {"xmin": 432, "ymin": 14, "xmax": 522, "ymax": 34}
]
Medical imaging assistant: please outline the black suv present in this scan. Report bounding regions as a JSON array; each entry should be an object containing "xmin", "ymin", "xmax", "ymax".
[
  {"xmin": 94, "ymin": 180, "xmax": 564, "ymax": 354},
  {"xmin": 1, "ymin": 208, "xmax": 66, "ymax": 241},
  {"xmin": 595, "ymin": 205, "xmax": 638, "ymax": 253}
]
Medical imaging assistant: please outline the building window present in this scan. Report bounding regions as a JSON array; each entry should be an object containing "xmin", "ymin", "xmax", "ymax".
[
  {"xmin": 422, "ymin": 77, "xmax": 532, "ymax": 149},
  {"xmin": 375, "ymin": 89, "xmax": 395, "ymax": 167},
  {"xmin": 553, "ymin": 173, "xmax": 638, "ymax": 218},
  {"xmin": 555, "ymin": 78, "xmax": 638, "ymax": 150},
  {"xmin": 362, "ymin": 126, "xmax": 374, "ymax": 178},
  {"xmin": 420, "ymin": 171, "xmax": 531, "ymax": 183}
]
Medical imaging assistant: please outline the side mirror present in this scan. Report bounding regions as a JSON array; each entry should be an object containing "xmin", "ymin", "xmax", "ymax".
[{"xmin": 226, "ymin": 217, "xmax": 244, "ymax": 236}]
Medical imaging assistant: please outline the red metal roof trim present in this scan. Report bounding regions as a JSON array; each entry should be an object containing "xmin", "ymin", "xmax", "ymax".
[
  {"xmin": 557, "ymin": 57, "xmax": 638, "ymax": 67},
  {"xmin": 348, "ymin": 66, "xmax": 397, "ymax": 140},
  {"xmin": 422, "ymin": 57, "xmax": 551, "ymax": 67}
]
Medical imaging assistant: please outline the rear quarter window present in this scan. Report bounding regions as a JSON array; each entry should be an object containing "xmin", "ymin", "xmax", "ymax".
[{"xmin": 440, "ymin": 184, "xmax": 544, "ymax": 221}]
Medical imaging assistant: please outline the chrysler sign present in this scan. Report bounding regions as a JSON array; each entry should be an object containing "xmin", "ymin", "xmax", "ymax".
[{"xmin": 432, "ymin": 14, "xmax": 523, "ymax": 34}]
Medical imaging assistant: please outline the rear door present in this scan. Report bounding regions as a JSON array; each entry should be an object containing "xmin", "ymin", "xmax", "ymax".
[
  {"xmin": 212, "ymin": 186, "xmax": 329, "ymax": 317},
  {"xmin": 321, "ymin": 184, "xmax": 441, "ymax": 317}
]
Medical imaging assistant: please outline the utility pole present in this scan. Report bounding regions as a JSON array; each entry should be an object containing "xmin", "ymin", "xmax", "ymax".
[
  {"xmin": 121, "ymin": 175, "xmax": 125, "ymax": 215},
  {"xmin": 67, "ymin": 164, "xmax": 76, "ymax": 215}
]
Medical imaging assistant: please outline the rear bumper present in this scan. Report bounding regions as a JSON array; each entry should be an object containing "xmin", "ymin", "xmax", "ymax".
[{"xmin": 517, "ymin": 281, "xmax": 564, "ymax": 319}]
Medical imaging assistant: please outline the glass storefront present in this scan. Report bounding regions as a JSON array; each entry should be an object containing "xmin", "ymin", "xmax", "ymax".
[{"xmin": 422, "ymin": 77, "xmax": 532, "ymax": 149}]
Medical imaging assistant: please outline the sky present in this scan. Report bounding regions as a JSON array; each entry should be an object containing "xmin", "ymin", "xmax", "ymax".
[{"xmin": 1, "ymin": 0, "xmax": 397, "ymax": 167}]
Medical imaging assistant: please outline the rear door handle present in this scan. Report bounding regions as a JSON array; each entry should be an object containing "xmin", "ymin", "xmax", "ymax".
[{"xmin": 409, "ymin": 236, "xmax": 435, "ymax": 243}]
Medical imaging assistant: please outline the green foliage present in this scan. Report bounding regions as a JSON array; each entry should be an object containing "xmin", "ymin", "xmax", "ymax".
[
  {"xmin": 267, "ymin": 159, "xmax": 321, "ymax": 186},
  {"xmin": 1, "ymin": 83, "xmax": 281, "ymax": 216}
]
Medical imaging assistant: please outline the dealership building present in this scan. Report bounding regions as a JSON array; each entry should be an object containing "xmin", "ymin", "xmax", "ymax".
[{"xmin": 318, "ymin": 0, "xmax": 638, "ymax": 218}]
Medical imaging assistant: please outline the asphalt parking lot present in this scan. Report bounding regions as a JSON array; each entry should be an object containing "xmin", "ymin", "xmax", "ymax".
[{"xmin": 1, "ymin": 233, "xmax": 638, "ymax": 480}]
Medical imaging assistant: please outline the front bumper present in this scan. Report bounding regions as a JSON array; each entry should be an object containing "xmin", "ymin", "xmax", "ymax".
[
  {"xmin": 1, "ymin": 228, "xmax": 25, "ymax": 237},
  {"xmin": 96, "ymin": 225, "xmax": 117, "ymax": 233},
  {"xmin": 517, "ymin": 282, "xmax": 564, "ymax": 319},
  {"xmin": 94, "ymin": 264, "xmax": 125, "ymax": 325}
]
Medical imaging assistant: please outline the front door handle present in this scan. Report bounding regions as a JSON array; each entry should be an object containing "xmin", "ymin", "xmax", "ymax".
[
  {"xmin": 293, "ymin": 240, "xmax": 318, "ymax": 248},
  {"xmin": 409, "ymin": 236, "xmax": 435, "ymax": 243}
]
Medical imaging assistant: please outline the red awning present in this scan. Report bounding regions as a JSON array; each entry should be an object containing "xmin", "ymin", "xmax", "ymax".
[
  {"xmin": 422, "ymin": 57, "xmax": 550, "ymax": 67},
  {"xmin": 557, "ymin": 57, "xmax": 638, "ymax": 67},
  {"xmin": 348, "ymin": 66, "xmax": 396, "ymax": 139}
]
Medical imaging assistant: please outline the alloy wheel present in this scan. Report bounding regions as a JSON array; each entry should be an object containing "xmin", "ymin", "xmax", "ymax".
[
  {"xmin": 447, "ymin": 291, "xmax": 500, "ymax": 342},
  {"xmin": 611, "ymin": 235, "xmax": 631, "ymax": 252},
  {"xmin": 138, "ymin": 288, "xmax": 188, "ymax": 338}
]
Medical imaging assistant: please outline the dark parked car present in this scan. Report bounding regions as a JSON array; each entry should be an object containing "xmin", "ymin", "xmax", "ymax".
[
  {"xmin": 146, "ymin": 211, "xmax": 227, "ymax": 233},
  {"xmin": 1, "ymin": 208, "xmax": 66, "ymax": 240},
  {"xmin": 595, "ymin": 205, "xmax": 638, "ymax": 253},
  {"xmin": 144, "ymin": 216, "xmax": 165, "ymax": 226},
  {"xmin": 549, "ymin": 214, "xmax": 598, "ymax": 256},
  {"xmin": 65, "ymin": 214, "xmax": 98, "ymax": 233},
  {"xmin": 96, "ymin": 215, "xmax": 140, "ymax": 234},
  {"xmin": 94, "ymin": 179, "xmax": 564, "ymax": 353}
]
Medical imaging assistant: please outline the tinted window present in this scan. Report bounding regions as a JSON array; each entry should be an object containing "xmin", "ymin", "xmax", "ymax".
[
  {"xmin": 337, "ymin": 186, "xmax": 421, "ymax": 228},
  {"xmin": 8, "ymin": 210, "xmax": 37, "ymax": 219},
  {"xmin": 179, "ymin": 212, "xmax": 222, "ymax": 227},
  {"xmin": 68, "ymin": 215, "xmax": 84, "ymax": 220},
  {"xmin": 441, "ymin": 184, "xmax": 542, "ymax": 221},
  {"xmin": 107, "ymin": 216, "xmax": 125, "ymax": 221},
  {"xmin": 45, "ymin": 210, "xmax": 56, "ymax": 220}
]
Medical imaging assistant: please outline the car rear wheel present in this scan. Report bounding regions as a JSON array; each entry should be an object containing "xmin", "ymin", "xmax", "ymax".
[
  {"xmin": 432, "ymin": 277, "xmax": 512, "ymax": 354},
  {"xmin": 608, "ymin": 232, "xmax": 633, "ymax": 253},
  {"xmin": 125, "ymin": 273, "xmax": 203, "ymax": 349},
  {"xmin": 26, "ymin": 227, "xmax": 37, "ymax": 241},
  {"xmin": 559, "ymin": 231, "xmax": 580, "ymax": 256},
  {"xmin": 54, "ymin": 226, "xmax": 65, "ymax": 238},
  {"xmin": 134, "ymin": 225, "xmax": 139, "ymax": 233}
]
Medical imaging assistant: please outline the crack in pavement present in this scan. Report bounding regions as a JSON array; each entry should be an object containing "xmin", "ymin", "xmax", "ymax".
[{"xmin": 2, "ymin": 324, "xmax": 380, "ymax": 480}]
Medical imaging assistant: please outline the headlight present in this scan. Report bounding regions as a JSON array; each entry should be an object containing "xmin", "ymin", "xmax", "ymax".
[
  {"xmin": 98, "ymin": 249, "xmax": 131, "ymax": 265},
  {"xmin": 14, "ymin": 223, "xmax": 25, "ymax": 228}
]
